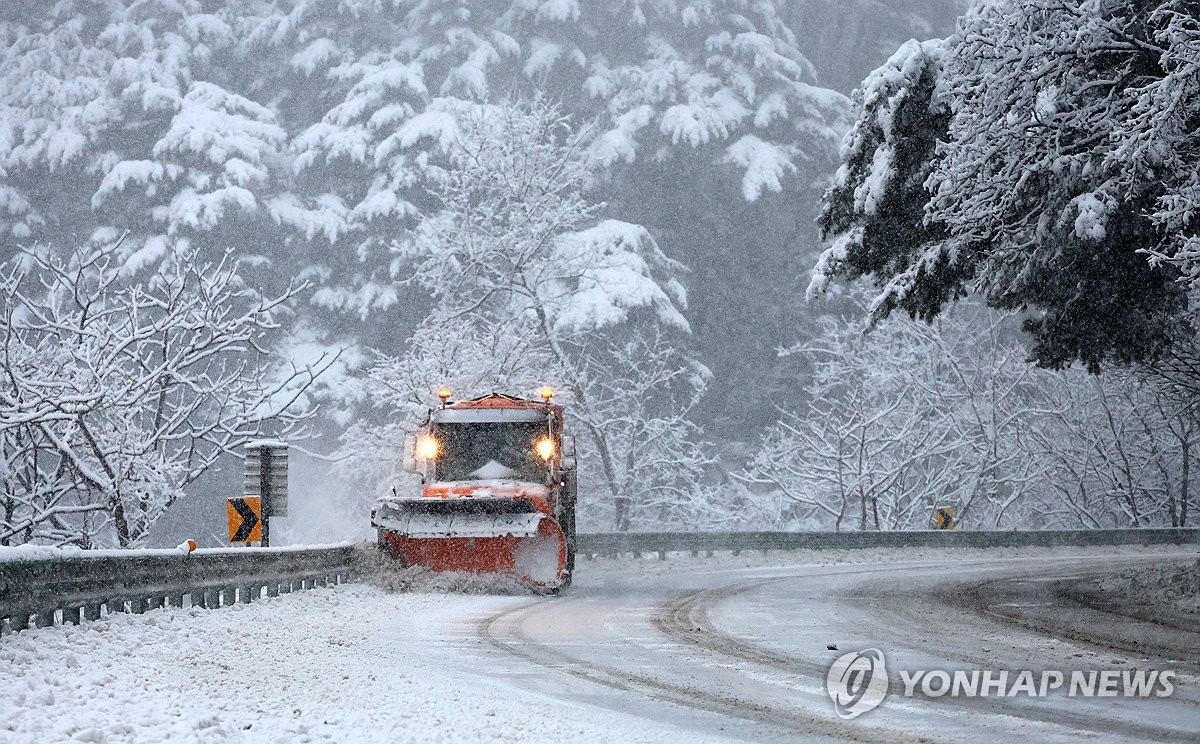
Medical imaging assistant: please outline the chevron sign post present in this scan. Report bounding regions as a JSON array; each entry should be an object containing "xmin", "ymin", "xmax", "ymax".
[{"xmin": 235, "ymin": 440, "xmax": 289, "ymax": 546}]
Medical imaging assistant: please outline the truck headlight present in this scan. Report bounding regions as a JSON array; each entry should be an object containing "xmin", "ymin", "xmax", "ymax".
[
  {"xmin": 417, "ymin": 434, "xmax": 439, "ymax": 460},
  {"xmin": 535, "ymin": 438, "xmax": 555, "ymax": 461}
]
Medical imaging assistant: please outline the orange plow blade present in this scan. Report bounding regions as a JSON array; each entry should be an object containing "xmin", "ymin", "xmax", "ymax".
[{"xmin": 379, "ymin": 516, "xmax": 567, "ymax": 588}]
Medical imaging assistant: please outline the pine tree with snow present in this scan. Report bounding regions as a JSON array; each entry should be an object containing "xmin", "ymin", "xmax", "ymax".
[
  {"xmin": 813, "ymin": 0, "xmax": 1200, "ymax": 370},
  {"xmin": 2, "ymin": 1, "xmax": 853, "ymax": 436}
]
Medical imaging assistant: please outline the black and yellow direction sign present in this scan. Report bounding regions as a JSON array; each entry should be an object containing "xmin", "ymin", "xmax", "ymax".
[
  {"xmin": 227, "ymin": 496, "xmax": 262, "ymax": 542},
  {"xmin": 934, "ymin": 507, "xmax": 955, "ymax": 530}
]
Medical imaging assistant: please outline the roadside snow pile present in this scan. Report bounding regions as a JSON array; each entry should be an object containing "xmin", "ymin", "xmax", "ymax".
[
  {"xmin": 0, "ymin": 583, "xmax": 686, "ymax": 743},
  {"xmin": 1093, "ymin": 559, "xmax": 1200, "ymax": 616}
]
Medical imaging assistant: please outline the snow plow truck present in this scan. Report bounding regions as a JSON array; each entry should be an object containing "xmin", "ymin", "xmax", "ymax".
[{"xmin": 371, "ymin": 388, "xmax": 577, "ymax": 591}]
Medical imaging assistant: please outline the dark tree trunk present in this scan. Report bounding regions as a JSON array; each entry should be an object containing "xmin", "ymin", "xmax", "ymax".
[
  {"xmin": 614, "ymin": 496, "xmax": 631, "ymax": 532},
  {"xmin": 1182, "ymin": 436, "xmax": 1191, "ymax": 527},
  {"xmin": 109, "ymin": 492, "xmax": 130, "ymax": 547}
]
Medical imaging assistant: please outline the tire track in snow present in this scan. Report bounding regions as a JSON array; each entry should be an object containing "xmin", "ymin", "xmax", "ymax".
[
  {"xmin": 953, "ymin": 573, "xmax": 1200, "ymax": 673},
  {"xmin": 476, "ymin": 592, "xmax": 898, "ymax": 742},
  {"xmin": 656, "ymin": 557, "xmax": 1197, "ymax": 742}
]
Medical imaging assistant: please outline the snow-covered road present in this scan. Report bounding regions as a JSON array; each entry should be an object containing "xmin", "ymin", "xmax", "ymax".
[{"xmin": 3, "ymin": 547, "xmax": 1197, "ymax": 742}]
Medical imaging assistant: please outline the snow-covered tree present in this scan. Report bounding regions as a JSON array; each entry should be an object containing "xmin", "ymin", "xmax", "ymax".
[
  {"xmin": 1, "ymin": 1, "xmax": 853, "ymax": 440},
  {"xmin": 0, "ymin": 240, "xmax": 333, "ymax": 547},
  {"xmin": 741, "ymin": 303, "xmax": 1047, "ymax": 529},
  {"xmin": 340, "ymin": 98, "xmax": 717, "ymax": 530},
  {"xmin": 1031, "ymin": 368, "xmax": 1198, "ymax": 529},
  {"xmin": 744, "ymin": 298, "xmax": 1198, "ymax": 530},
  {"xmin": 0, "ymin": 2, "xmax": 285, "ymax": 267},
  {"xmin": 812, "ymin": 39, "xmax": 954, "ymax": 325},
  {"xmin": 813, "ymin": 1, "xmax": 1199, "ymax": 370},
  {"xmin": 566, "ymin": 327, "xmax": 720, "ymax": 531}
]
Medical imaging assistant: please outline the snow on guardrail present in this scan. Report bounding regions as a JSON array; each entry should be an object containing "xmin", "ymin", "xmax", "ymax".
[{"xmin": 0, "ymin": 543, "xmax": 355, "ymax": 634}]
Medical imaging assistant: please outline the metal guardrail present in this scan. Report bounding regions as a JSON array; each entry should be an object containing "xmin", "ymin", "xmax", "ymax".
[
  {"xmin": 574, "ymin": 528, "xmax": 1200, "ymax": 559},
  {"xmin": 0, "ymin": 545, "xmax": 354, "ymax": 634},
  {"xmin": 2, "ymin": 529, "xmax": 1196, "ymax": 635}
]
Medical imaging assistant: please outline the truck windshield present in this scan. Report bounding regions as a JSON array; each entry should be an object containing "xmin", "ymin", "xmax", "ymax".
[{"xmin": 431, "ymin": 421, "xmax": 550, "ymax": 483}]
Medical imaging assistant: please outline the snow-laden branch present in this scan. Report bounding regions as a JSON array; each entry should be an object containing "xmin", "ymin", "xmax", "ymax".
[
  {"xmin": 338, "ymin": 98, "xmax": 718, "ymax": 531},
  {"xmin": 742, "ymin": 298, "xmax": 1198, "ymax": 530},
  {"xmin": 0, "ymin": 241, "xmax": 334, "ymax": 547}
]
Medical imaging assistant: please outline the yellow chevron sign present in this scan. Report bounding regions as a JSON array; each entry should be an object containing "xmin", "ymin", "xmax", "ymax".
[
  {"xmin": 227, "ymin": 497, "xmax": 262, "ymax": 543},
  {"xmin": 934, "ymin": 507, "xmax": 955, "ymax": 530}
]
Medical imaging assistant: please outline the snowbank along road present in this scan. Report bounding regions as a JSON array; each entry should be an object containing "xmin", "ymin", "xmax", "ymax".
[{"xmin": 2, "ymin": 546, "xmax": 1197, "ymax": 742}]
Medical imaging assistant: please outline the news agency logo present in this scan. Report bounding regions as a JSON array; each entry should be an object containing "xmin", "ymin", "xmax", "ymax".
[
  {"xmin": 826, "ymin": 649, "xmax": 1180, "ymax": 720},
  {"xmin": 826, "ymin": 649, "xmax": 889, "ymax": 719}
]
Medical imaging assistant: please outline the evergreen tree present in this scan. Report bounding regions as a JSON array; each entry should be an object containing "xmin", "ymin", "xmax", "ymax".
[{"xmin": 814, "ymin": 0, "xmax": 1199, "ymax": 370}]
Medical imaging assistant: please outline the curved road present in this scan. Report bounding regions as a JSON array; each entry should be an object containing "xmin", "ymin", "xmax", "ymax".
[{"xmin": 471, "ymin": 550, "xmax": 1200, "ymax": 742}]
